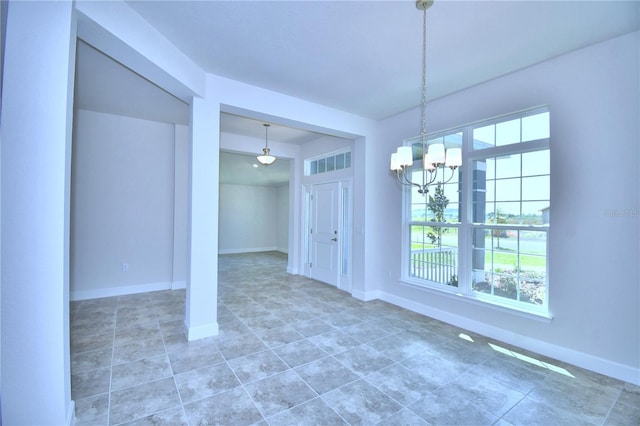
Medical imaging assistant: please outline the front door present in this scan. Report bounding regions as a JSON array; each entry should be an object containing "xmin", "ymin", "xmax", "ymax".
[{"xmin": 310, "ymin": 181, "xmax": 340, "ymax": 286}]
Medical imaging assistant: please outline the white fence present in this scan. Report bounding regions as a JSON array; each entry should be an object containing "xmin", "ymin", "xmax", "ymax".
[{"xmin": 410, "ymin": 247, "xmax": 458, "ymax": 284}]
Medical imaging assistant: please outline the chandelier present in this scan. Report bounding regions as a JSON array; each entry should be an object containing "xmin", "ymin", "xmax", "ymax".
[
  {"xmin": 390, "ymin": 0, "xmax": 461, "ymax": 195},
  {"xmin": 257, "ymin": 123, "xmax": 277, "ymax": 165}
]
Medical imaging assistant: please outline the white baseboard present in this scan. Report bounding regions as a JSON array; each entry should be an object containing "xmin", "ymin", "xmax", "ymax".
[
  {"xmin": 184, "ymin": 321, "xmax": 219, "ymax": 341},
  {"xmin": 218, "ymin": 247, "xmax": 278, "ymax": 254},
  {"xmin": 351, "ymin": 289, "xmax": 381, "ymax": 302},
  {"xmin": 67, "ymin": 400, "xmax": 76, "ymax": 426},
  {"xmin": 70, "ymin": 281, "xmax": 172, "ymax": 301},
  {"xmin": 378, "ymin": 290, "xmax": 640, "ymax": 386},
  {"xmin": 172, "ymin": 280, "xmax": 186, "ymax": 290}
]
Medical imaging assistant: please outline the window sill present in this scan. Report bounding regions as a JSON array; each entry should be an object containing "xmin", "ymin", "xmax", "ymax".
[{"xmin": 399, "ymin": 278, "xmax": 553, "ymax": 323}]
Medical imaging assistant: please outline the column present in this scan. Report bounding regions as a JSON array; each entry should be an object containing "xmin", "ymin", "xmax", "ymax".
[
  {"xmin": 184, "ymin": 86, "xmax": 220, "ymax": 340},
  {"xmin": 1, "ymin": 1, "xmax": 75, "ymax": 423}
]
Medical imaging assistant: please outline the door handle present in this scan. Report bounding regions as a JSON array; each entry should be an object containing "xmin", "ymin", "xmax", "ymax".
[{"xmin": 331, "ymin": 237, "xmax": 338, "ymax": 241}]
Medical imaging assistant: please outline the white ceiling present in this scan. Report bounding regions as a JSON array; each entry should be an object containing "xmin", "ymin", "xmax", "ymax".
[
  {"xmin": 74, "ymin": 0, "xmax": 640, "ymax": 186},
  {"xmin": 124, "ymin": 0, "xmax": 639, "ymax": 120}
]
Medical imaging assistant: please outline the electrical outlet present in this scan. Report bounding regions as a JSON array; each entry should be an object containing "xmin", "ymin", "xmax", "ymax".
[{"xmin": 122, "ymin": 263, "xmax": 129, "ymax": 272}]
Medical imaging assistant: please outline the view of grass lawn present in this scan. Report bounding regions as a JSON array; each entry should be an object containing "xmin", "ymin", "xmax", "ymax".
[
  {"xmin": 411, "ymin": 232, "xmax": 546, "ymax": 269},
  {"xmin": 410, "ymin": 229, "xmax": 547, "ymax": 305},
  {"xmin": 488, "ymin": 251, "xmax": 546, "ymax": 269}
]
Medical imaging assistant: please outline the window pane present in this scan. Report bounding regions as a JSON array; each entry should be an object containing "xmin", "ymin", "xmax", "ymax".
[
  {"xmin": 522, "ymin": 201, "xmax": 549, "ymax": 224},
  {"xmin": 496, "ymin": 118, "xmax": 521, "ymax": 146},
  {"xmin": 410, "ymin": 225, "xmax": 426, "ymax": 246},
  {"xmin": 443, "ymin": 183, "xmax": 460, "ymax": 222},
  {"xmin": 318, "ymin": 158, "xmax": 326, "ymax": 174},
  {"xmin": 345, "ymin": 152, "xmax": 351, "ymax": 168},
  {"xmin": 336, "ymin": 153, "xmax": 345, "ymax": 170},
  {"xmin": 522, "ymin": 112, "xmax": 550, "ymax": 142},
  {"xmin": 473, "ymin": 124, "xmax": 495, "ymax": 149},
  {"xmin": 522, "ymin": 150, "xmax": 550, "ymax": 176},
  {"xmin": 522, "ymin": 176, "xmax": 549, "ymax": 201},
  {"xmin": 472, "ymin": 228, "xmax": 546, "ymax": 306},
  {"xmin": 310, "ymin": 160, "xmax": 317, "ymax": 175},
  {"xmin": 327, "ymin": 156, "xmax": 335, "ymax": 172},
  {"xmin": 495, "ymin": 154, "xmax": 520, "ymax": 179},
  {"xmin": 411, "ymin": 197, "xmax": 428, "ymax": 222},
  {"xmin": 494, "ymin": 202, "xmax": 520, "ymax": 222},
  {"xmin": 485, "ymin": 181, "xmax": 495, "ymax": 203},
  {"xmin": 409, "ymin": 225, "xmax": 458, "ymax": 286},
  {"xmin": 445, "ymin": 202, "xmax": 460, "ymax": 222},
  {"xmin": 495, "ymin": 178, "xmax": 520, "ymax": 202},
  {"xmin": 444, "ymin": 132, "xmax": 463, "ymax": 149}
]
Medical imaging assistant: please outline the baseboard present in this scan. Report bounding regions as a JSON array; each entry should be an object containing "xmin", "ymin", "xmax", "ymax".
[
  {"xmin": 184, "ymin": 321, "xmax": 219, "ymax": 341},
  {"xmin": 218, "ymin": 247, "xmax": 278, "ymax": 254},
  {"xmin": 172, "ymin": 280, "xmax": 186, "ymax": 290},
  {"xmin": 67, "ymin": 400, "xmax": 76, "ymax": 426},
  {"xmin": 70, "ymin": 281, "xmax": 172, "ymax": 301},
  {"xmin": 379, "ymin": 290, "xmax": 640, "ymax": 386},
  {"xmin": 351, "ymin": 289, "xmax": 381, "ymax": 302}
]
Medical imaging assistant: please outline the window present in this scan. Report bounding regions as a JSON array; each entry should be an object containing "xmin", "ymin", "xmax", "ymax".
[
  {"xmin": 307, "ymin": 150, "xmax": 351, "ymax": 176},
  {"xmin": 404, "ymin": 107, "xmax": 550, "ymax": 314}
]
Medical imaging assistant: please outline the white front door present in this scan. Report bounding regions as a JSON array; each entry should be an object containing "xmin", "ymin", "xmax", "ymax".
[{"xmin": 310, "ymin": 181, "xmax": 340, "ymax": 286}]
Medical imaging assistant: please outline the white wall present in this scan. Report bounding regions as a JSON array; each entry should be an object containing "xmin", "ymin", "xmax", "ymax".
[
  {"xmin": 71, "ymin": 110, "xmax": 176, "ymax": 299},
  {"xmin": 218, "ymin": 183, "xmax": 284, "ymax": 254},
  {"xmin": 277, "ymin": 185, "xmax": 289, "ymax": 253},
  {"xmin": 172, "ymin": 124, "xmax": 189, "ymax": 288},
  {"xmin": 375, "ymin": 32, "xmax": 640, "ymax": 383}
]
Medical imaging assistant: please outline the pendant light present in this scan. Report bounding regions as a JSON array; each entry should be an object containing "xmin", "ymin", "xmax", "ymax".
[
  {"xmin": 390, "ymin": 0, "xmax": 461, "ymax": 195},
  {"xmin": 257, "ymin": 123, "xmax": 277, "ymax": 165}
]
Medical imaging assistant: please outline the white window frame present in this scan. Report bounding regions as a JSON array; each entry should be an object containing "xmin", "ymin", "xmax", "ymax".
[{"xmin": 401, "ymin": 106, "xmax": 551, "ymax": 318}]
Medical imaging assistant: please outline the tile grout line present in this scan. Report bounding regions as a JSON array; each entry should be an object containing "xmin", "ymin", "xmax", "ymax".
[
  {"xmin": 158, "ymin": 302, "xmax": 191, "ymax": 426},
  {"xmin": 106, "ymin": 300, "xmax": 118, "ymax": 426}
]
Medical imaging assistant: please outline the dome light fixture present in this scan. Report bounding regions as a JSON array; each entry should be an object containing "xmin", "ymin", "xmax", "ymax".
[{"xmin": 257, "ymin": 123, "xmax": 277, "ymax": 166}]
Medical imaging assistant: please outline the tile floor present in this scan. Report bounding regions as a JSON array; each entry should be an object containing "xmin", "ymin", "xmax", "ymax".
[{"xmin": 71, "ymin": 251, "xmax": 640, "ymax": 425}]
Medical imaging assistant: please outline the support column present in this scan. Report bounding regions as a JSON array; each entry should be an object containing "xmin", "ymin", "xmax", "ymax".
[
  {"xmin": 185, "ymin": 85, "xmax": 220, "ymax": 340},
  {"xmin": 1, "ymin": 1, "xmax": 76, "ymax": 424}
]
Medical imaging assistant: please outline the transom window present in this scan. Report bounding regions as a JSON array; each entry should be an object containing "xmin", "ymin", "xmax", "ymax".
[
  {"xmin": 306, "ymin": 150, "xmax": 351, "ymax": 176},
  {"xmin": 404, "ymin": 107, "xmax": 550, "ymax": 315}
]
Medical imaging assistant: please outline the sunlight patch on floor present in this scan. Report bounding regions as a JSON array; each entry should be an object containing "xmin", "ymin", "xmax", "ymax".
[
  {"xmin": 488, "ymin": 342, "xmax": 575, "ymax": 378},
  {"xmin": 457, "ymin": 333, "xmax": 575, "ymax": 378}
]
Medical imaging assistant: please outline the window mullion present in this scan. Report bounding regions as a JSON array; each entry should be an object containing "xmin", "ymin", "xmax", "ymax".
[{"xmin": 459, "ymin": 124, "xmax": 473, "ymax": 295}]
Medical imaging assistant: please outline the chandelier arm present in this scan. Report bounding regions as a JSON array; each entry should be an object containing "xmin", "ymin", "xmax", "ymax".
[
  {"xmin": 426, "ymin": 167, "xmax": 438, "ymax": 186},
  {"xmin": 396, "ymin": 168, "xmax": 422, "ymax": 190},
  {"xmin": 396, "ymin": 168, "xmax": 429, "ymax": 195},
  {"xmin": 442, "ymin": 167, "xmax": 458, "ymax": 184}
]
